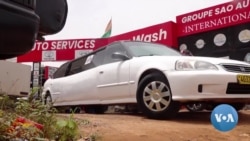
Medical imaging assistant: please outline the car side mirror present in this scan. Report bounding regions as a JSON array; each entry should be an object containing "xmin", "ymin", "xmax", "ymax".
[{"xmin": 112, "ymin": 52, "xmax": 129, "ymax": 60}]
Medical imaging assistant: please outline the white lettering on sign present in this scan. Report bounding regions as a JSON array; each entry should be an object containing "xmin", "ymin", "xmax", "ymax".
[
  {"xmin": 183, "ymin": 11, "xmax": 250, "ymax": 34},
  {"xmin": 235, "ymin": 0, "xmax": 249, "ymax": 10},
  {"xmin": 32, "ymin": 39, "xmax": 96, "ymax": 51},
  {"xmin": 132, "ymin": 28, "xmax": 167, "ymax": 42},
  {"xmin": 32, "ymin": 42, "xmax": 49, "ymax": 51},
  {"xmin": 214, "ymin": 4, "xmax": 234, "ymax": 15},
  {"xmin": 180, "ymin": 0, "xmax": 250, "ymax": 24},
  {"xmin": 181, "ymin": 10, "xmax": 213, "ymax": 23}
]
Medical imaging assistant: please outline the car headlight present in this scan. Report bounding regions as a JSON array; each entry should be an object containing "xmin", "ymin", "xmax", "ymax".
[{"xmin": 175, "ymin": 60, "xmax": 218, "ymax": 71}]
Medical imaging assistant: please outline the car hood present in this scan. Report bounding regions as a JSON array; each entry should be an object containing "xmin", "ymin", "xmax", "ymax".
[{"xmin": 133, "ymin": 56, "xmax": 249, "ymax": 65}]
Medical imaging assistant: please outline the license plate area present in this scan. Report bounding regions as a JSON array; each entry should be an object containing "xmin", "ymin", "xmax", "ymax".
[{"xmin": 237, "ymin": 74, "xmax": 250, "ymax": 84}]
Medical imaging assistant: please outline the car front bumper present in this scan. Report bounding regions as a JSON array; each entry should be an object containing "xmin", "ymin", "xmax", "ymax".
[{"xmin": 166, "ymin": 70, "xmax": 250, "ymax": 103}]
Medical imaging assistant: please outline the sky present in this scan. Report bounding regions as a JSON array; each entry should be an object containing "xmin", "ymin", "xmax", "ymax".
[
  {"xmin": 46, "ymin": 0, "xmax": 232, "ymax": 40},
  {"xmin": 24, "ymin": 0, "xmax": 233, "ymax": 67}
]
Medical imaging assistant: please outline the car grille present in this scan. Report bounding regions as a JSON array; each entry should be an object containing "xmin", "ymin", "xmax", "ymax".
[
  {"xmin": 220, "ymin": 64, "xmax": 250, "ymax": 73},
  {"xmin": 227, "ymin": 83, "xmax": 250, "ymax": 94}
]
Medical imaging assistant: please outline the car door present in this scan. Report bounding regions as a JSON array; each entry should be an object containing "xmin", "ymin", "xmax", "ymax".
[
  {"xmin": 47, "ymin": 62, "xmax": 70, "ymax": 103},
  {"xmin": 97, "ymin": 43, "xmax": 131, "ymax": 101},
  {"xmin": 59, "ymin": 54, "xmax": 100, "ymax": 104}
]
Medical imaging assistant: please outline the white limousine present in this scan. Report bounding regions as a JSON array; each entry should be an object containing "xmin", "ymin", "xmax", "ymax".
[{"xmin": 42, "ymin": 41, "xmax": 250, "ymax": 119}]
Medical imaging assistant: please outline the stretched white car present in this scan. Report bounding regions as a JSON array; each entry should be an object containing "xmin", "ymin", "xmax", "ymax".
[{"xmin": 42, "ymin": 41, "xmax": 250, "ymax": 119}]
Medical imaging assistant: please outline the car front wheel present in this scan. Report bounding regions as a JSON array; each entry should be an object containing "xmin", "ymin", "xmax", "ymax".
[{"xmin": 137, "ymin": 73, "xmax": 180, "ymax": 119}]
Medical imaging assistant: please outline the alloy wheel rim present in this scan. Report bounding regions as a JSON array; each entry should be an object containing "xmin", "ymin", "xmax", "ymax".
[{"xmin": 143, "ymin": 81, "xmax": 171, "ymax": 112}]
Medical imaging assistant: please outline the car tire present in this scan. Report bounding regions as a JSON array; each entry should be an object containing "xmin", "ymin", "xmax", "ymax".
[
  {"xmin": 44, "ymin": 92, "xmax": 53, "ymax": 108},
  {"xmin": 137, "ymin": 73, "xmax": 180, "ymax": 119}
]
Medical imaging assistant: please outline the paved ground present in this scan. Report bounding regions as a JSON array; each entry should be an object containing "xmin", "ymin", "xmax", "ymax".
[{"xmin": 61, "ymin": 110, "xmax": 250, "ymax": 141}]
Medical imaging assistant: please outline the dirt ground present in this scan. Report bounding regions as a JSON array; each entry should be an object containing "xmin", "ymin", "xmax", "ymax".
[{"xmin": 60, "ymin": 109, "xmax": 250, "ymax": 141}]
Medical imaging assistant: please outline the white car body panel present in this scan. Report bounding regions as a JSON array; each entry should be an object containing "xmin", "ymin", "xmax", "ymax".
[
  {"xmin": 44, "ymin": 68, "xmax": 101, "ymax": 106},
  {"xmin": 96, "ymin": 61, "xmax": 130, "ymax": 101},
  {"xmin": 167, "ymin": 71, "xmax": 244, "ymax": 100}
]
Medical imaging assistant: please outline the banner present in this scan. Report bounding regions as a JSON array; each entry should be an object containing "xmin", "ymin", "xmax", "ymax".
[
  {"xmin": 17, "ymin": 21, "xmax": 177, "ymax": 62},
  {"xmin": 176, "ymin": 0, "xmax": 250, "ymax": 36},
  {"xmin": 110, "ymin": 21, "xmax": 177, "ymax": 48},
  {"xmin": 17, "ymin": 38, "xmax": 108, "ymax": 62}
]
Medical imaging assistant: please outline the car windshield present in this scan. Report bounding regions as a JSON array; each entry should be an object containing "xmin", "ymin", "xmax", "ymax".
[{"xmin": 123, "ymin": 42, "xmax": 182, "ymax": 57}]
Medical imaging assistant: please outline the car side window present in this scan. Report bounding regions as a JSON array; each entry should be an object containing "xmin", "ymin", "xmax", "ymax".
[
  {"xmin": 103, "ymin": 43, "xmax": 127, "ymax": 64},
  {"xmin": 53, "ymin": 62, "xmax": 70, "ymax": 78},
  {"xmin": 67, "ymin": 57, "xmax": 87, "ymax": 76},
  {"xmin": 80, "ymin": 48, "xmax": 107, "ymax": 71},
  {"xmin": 92, "ymin": 48, "xmax": 106, "ymax": 67},
  {"xmin": 82, "ymin": 54, "xmax": 95, "ymax": 71}
]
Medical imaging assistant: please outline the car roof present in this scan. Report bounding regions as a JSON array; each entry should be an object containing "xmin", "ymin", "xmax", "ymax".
[{"xmin": 65, "ymin": 40, "xmax": 162, "ymax": 64}]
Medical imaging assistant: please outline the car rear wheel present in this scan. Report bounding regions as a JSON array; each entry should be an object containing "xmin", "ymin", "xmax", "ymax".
[
  {"xmin": 44, "ymin": 92, "xmax": 53, "ymax": 108},
  {"xmin": 137, "ymin": 73, "xmax": 180, "ymax": 119}
]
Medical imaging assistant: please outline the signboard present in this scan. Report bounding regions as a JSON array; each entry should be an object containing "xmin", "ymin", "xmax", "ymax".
[
  {"xmin": 32, "ymin": 62, "xmax": 41, "ymax": 87},
  {"xmin": 110, "ymin": 21, "xmax": 177, "ymax": 48},
  {"xmin": 176, "ymin": 0, "xmax": 250, "ymax": 36},
  {"xmin": 17, "ymin": 38, "xmax": 108, "ymax": 62},
  {"xmin": 17, "ymin": 21, "xmax": 177, "ymax": 62}
]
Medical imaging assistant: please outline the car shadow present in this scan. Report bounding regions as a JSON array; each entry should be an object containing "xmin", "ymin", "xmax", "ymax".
[
  {"xmin": 104, "ymin": 110, "xmax": 250, "ymax": 125},
  {"xmin": 104, "ymin": 110, "xmax": 212, "ymax": 124},
  {"xmin": 174, "ymin": 111, "xmax": 212, "ymax": 124},
  {"xmin": 169, "ymin": 111, "xmax": 250, "ymax": 125},
  {"xmin": 237, "ymin": 111, "xmax": 250, "ymax": 125}
]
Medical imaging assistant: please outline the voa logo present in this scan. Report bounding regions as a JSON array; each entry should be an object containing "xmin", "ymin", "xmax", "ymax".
[
  {"xmin": 210, "ymin": 104, "xmax": 238, "ymax": 132},
  {"xmin": 214, "ymin": 113, "xmax": 235, "ymax": 123}
]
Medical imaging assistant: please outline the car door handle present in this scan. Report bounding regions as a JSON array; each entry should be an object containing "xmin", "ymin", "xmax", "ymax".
[{"xmin": 99, "ymin": 71, "xmax": 104, "ymax": 74}]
